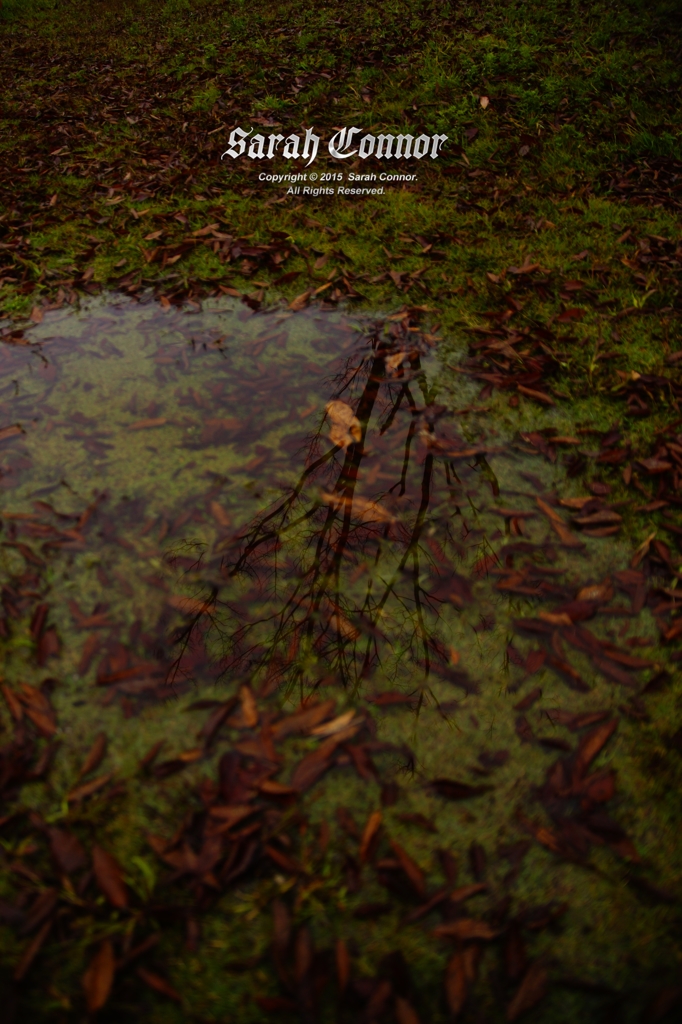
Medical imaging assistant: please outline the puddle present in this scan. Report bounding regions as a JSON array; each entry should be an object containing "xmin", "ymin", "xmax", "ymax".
[
  {"xmin": 0, "ymin": 294, "xmax": 679, "ymax": 1017},
  {"xmin": 0, "ymin": 293, "xmax": 630, "ymax": 702}
]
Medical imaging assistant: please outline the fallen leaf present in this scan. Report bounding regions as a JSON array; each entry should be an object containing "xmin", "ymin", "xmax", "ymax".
[
  {"xmin": 576, "ymin": 582, "xmax": 613, "ymax": 603},
  {"xmin": 92, "ymin": 845, "xmax": 129, "ymax": 909},
  {"xmin": 389, "ymin": 840, "xmax": 427, "ymax": 898},
  {"xmin": 136, "ymin": 967, "xmax": 182, "ymax": 1001},
  {"xmin": 0, "ymin": 424, "xmax": 23, "ymax": 443},
  {"xmin": 127, "ymin": 417, "xmax": 168, "ymax": 430},
  {"xmin": 518, "ymin": 385, "xmax": 555, "ymax": 406},
  {"xmin": 67, "ymin": 772, "xmax": 114, "ymax": 803},
  {"xmin": 49, "ymin": 828, "xmax": 87, "ymax": 875},
  {"xmin": 507, "ymin": 961, "xmax": 548, "ymax": 1020},
  {"xmin": 395, "ymin": 995, "xmax": 422, "ymax": 1024},
  {"xmin": 325, "ymin": 400, "xmax": 361, "ymax": 449},
  {"xmin": 271, "ymin": 700, "xmax": 335, "ymax": 739},
  {"xmin": 429, "ymin": 779, "xmax": 493, "ymax": 800},
  {"xmin": 434, "ymin": 918, "xmax": 500, "ymax": 940},
  {"xmin": 359, "ymin": 810, "xmax": 382, "ymax": 862},
  {"xmin": 445, "ymin": 950, "xmax": 467, "ymax": 1016},
  {"xmin": 1, "ymin": 685, "xmax": 23, "ymax": 722},
  {"xmin": 14, "ymin": 919, "xmax": 51, "ymax": 981},
  {"xmin": 310, "ymin": 710, "xmax": 357, "ymax": 737},
  {"xmin": 79, "ymin": 732, "xmax": 107, "ymax": 778},
  {"xmin": 239, "ymin": 685, "xmax": 259, "ymax": 728},
  {"xmin": 574, "ymin": 719, "xmax": 618, "ymax": 778},
  {"xmin": 336, "ymin": 937, "xmax": 350, "ymax": 992},
  {"xmin": 82, "ymin": 940, "xmax": 115, "ymax": 1013},
  {"xmin": 209, "ymin": 500, "xmax": 231, "ymax": 528}
]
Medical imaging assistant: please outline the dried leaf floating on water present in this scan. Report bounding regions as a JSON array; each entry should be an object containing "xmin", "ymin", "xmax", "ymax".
[{"xmin": 325, "ymin": 399, "xmax": 361, "ymax": 449}]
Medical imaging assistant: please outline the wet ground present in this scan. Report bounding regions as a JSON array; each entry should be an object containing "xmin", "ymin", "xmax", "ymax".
[{"xmin": 1, "ymin": 294, "xmax": 681, "ymax": 1022}]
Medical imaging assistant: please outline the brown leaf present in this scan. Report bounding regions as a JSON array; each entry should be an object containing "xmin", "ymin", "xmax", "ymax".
[
  {"xmin": 359, "ymin": 810, "xmax": 382, "ymax": 863},
  {"xmin": 325, "ymin": 399, "xmax": 361, "ymax": 449},
  {"xmin": 127, "ymin": 418, "xmax": 168, "ymax": 430},
  {"xmin": 209, "ymin": 500, "xmax": 231, "ymax": 528},
  {"xmin": 574, "ymin": 720, "xmax": 618, "ymax": 778},
  {"xmin": 336, "ymin": 937, "xmax": 350, "ymax": 992},
  {"xmin": 429, "ymin": 779, "xmax": 493, "ymax": 800},
  {"xmin": 445, "ymin": 951, "xmax": 467, "ymax": 1016},
  {"xmin": 24, "ymin": 706, "xmax": 57, "ymax": 737},
  {"xmin": 82, "ymin": 940, "xmax": 115, "ymax": 1013},
  {"xmin": 526, "ymin": 650, "xmax": 546, "ymax": 675},
  {"xmin": 289, "ymin": 289, "xmax": 312, "ymax": 311},
  {"xmin": 139, "ymin": 739, "xmax": 165, "ymax": 770},
  {"xmin": 271, "ymin": 699, "xmax": 335, "ymax": 739},
  {"xmin": 507, "ymin": 961, "xmax": 548, "ymax": 1020},
  {"xmin": 14, "ymin": 919, "xmax": 51, "ymax": 981},
  {"xmin": 264, "ymin": 844, "xmax": 306, "ymax": 876},
  {"xmin": 79, "ymin": 731, "xmax": 107, "ymax": 778},
  {"xmin": 272, "ymin": 898, "xmax": 291, "ymax": 952},
  {"xmin": 310, "ymin": 709, "xmax": 357, "ymax": 737},
  {"xmin": 389, "ymin": 840, "xmax": 427, "ymax": 898},
  {"xmin": 434, "ymin": 918, "xmax": 500, "ymax": 940},
  {"xmin": 136, "ymin": 966, "xmax": 182, "ymax": 1001},
  {"xmin": 1, "ymin": 685, "xmax": 23, "ymax": 722},
  {"xmin": 395, "ymin": 995, "xmax": 421, "ymax": 1024},
  {"xmin": 67, "ymin": 772, "xmax": 114, "ymax": 803},
  {"xmin": 16, "ymin": 683, "xmax": 56, "ymax": 736},
  {"xmin": 238, "ymin": 684, "xmax": 259, "ymax": 728},
  {"xmin": 92, "ymin": 845, "xmax": 129, "ymax": 909},
  {"xmin": 0, "ymin": 424, "xmax": 23, "ymax": 443},
  {"xmin": 49, "ymin": 828, "xmax": 87, "ymax": 874},
  {"xmin": 637, "ymin": 458, "xmax": 672, "ymax": 474},
  {"xmin": 518, "ymin": 385, "xmax": 555, "ymax": 406},
  {"xmin": 576, "ymin": 582, "xmax": 614, "ymax": 604}
]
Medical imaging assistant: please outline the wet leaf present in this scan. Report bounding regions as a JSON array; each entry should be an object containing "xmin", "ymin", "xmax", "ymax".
[
  {"xmin": 82, "ymin": 939, "xmax": 115, "ymax": 1013},
  {"xmin": 78, "ymin": 731, "xmax": 107, "ymax": 777},
  {"xmin": 271, "ymin": 699, "xmax": 336, "ymax": 739},
  {"xmin": 325, "ymin": 399, "xmax": 361, "ymax": 449},
  {"xmin": 238, "ymin": 684, "xmax": 259, "ymax": 728},
  {"xmin": 1, "ymin": 685, "xmax": 23, "ymax": 722},
  {"xmin": 359, "ymin": 810, "xmax": 382, "ymax": 863},
  {"xmin": 389, "ymin": 840, "xmax": 426, "ymax": 898},
  {"xmin": 310, "ymin": 709, "xmax": 358, "ymax": 737},
  {"xmin": 49, "ymin": 828, "xmax": 87, "ymax": 875},
  {"xmin": 67, "ymin": 772, "xmax": 114, "ymax": 803},
  {"xmin": 395, "ymin": 995, "xmax": 421, "ymax": 1024},
  {"xmin": 92, "ymin": 845, "xmax": 129, "ymax": 909},
  {"xmin": 507, "ymin": 961, "xmax": 548, "ymax": 1020},
  {"xmin": 127, "ymin": 417, "xmax": 168, "ymax": 430},
  {"xmin": 574, "ymin": 720, "xmax": 618, "ymax": 777},
  {"xmin": 336, "ymin": 937, "xmax": 350, "ymax": 992},
  {"xmin": 136, "ymin": 966, "xmax": 182, "ymax": 1001},
  {"xmin": 433, "ymin": 918, "xmax": 500, "ymax": 940},
  {"xmin": 14, "ymin": 919, "xmax": 51, "ymax": 981},
  {"xmin": 445, "ymin": 951, "xmax": 469, "ymax": 1016},
  {"xmin": 429, "ymin": 779, "xmax": 493, "ymax": 800}
]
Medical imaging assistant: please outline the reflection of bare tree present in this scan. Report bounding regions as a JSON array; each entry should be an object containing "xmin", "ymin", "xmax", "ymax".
[{"xmin": 192, "ymin": 316, "xmax": 476, "ymax": 696}]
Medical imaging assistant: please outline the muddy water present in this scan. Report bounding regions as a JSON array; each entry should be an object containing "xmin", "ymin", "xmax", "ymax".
[{"xmin": 0, "ymin": 294, "xmax": 679, "ymax": 1014}]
